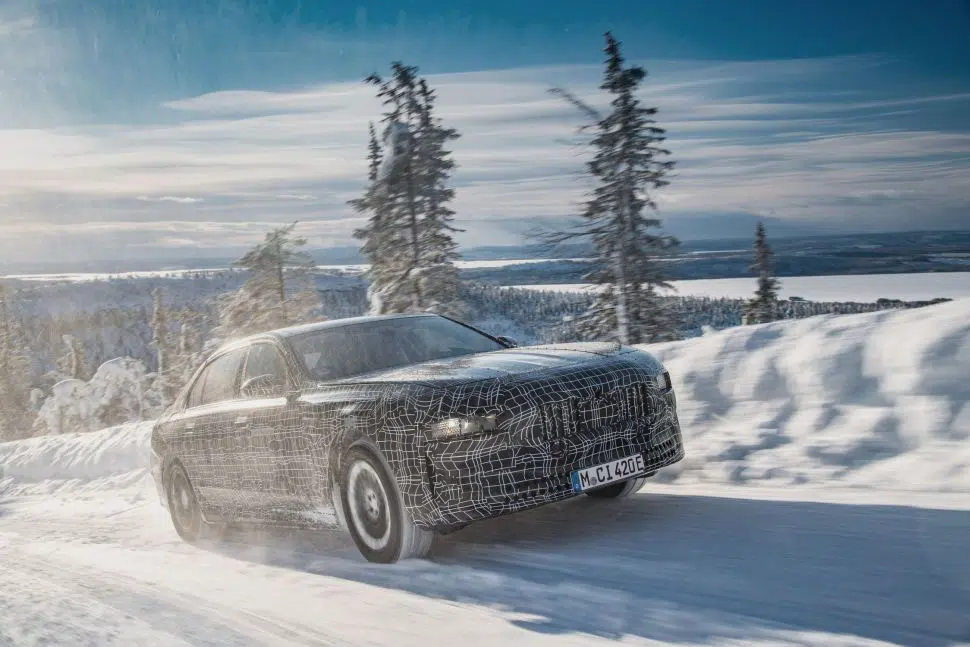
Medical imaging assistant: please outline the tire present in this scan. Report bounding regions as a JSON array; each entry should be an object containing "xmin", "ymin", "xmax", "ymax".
[
  {"xmin": 164, "ymin": 461, "xmax": 225, "ymax": 543},
  {"xmin": 340, "ymin": 447, "xmax": 433, "ymax": 564},
  {"xmin": 584, "ymin": 476, "xmax": 648, "ymax": 499}
]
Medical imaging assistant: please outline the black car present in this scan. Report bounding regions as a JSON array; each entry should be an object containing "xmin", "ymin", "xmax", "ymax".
[{"xmin": 150, "ymin": 313, "xmax": 685, "ymax": 563}]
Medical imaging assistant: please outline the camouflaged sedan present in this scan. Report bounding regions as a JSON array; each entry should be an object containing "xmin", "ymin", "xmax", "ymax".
[{"xmin": 150, "ymin": 313, "xmax": 685, "ymax": 563}]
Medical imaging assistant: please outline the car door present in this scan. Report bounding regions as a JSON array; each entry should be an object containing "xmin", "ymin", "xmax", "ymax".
[
  {"xmin": 234, "ymin": 341, "xmax": 314, "ymax": 522},
  {"xmin": 179, "ymin": 347, "xmax": 248, "ymax": 518},
  {"xmin": 164, "ymin": 365, "xmax": 211, "ymax": 497}
]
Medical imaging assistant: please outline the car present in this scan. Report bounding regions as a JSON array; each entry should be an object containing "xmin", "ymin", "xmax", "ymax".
[{"xmin": 150, "ymin": 313, "xmax": 685, "ymax": 563}]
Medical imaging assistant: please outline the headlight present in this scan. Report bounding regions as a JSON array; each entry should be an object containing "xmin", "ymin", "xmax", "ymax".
[
  {"xmin": 655, "ymin": 370, "xmax": 671, "ymax": 390},
  {"xmin": 429, "ymin": 414, "xmax": 498, "ymax": 439}
]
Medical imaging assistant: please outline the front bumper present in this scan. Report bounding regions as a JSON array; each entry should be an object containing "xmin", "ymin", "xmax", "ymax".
[{"xmin": 418, "ymin": 389, "xmax": 684, "ymax": 530}]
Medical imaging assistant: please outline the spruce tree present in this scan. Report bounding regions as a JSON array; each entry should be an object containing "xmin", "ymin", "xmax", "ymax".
[
  {"xmin": 151, "ymin": 287, "xmax": 183, "ymax": 403},
  {"xmin": 746, "ymin": 221, "xmax": 781, "ymax": 324},
  {"xmin": 0, "ymin": 285, "xmax": 32, "ymax": 440},
  {"xmin": 549, "ymin": 33, "xmax": 680, "ymax": 344},
  {"xmin": 57, "ymin": 334, "xmax": 86, "ymax": 380},
  {"xmin": 215, "ymin": 222, "xmax": 322, "ymax": 339},
  {"xmin": 351, "ymin": 63, "xmax": 464, "ymax": 316},
  {"xmin": 151, "ymin": 288, "xmax": 170, "ymax": 376}
]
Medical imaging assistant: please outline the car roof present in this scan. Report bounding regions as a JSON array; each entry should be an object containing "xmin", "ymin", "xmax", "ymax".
[{"xmin": 268, "ymin": 313, "xmax": 441, "ymax": 338}]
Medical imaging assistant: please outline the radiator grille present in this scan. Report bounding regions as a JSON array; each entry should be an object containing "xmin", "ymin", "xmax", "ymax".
[{"xmin": 541, "ymin": 383, "xmax": 647, "ymax": 442}]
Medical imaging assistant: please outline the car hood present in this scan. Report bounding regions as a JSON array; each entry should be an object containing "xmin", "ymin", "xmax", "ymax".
[{"xmin": 330, "ymin": 342, "xmax": 637, "ymax": 386}]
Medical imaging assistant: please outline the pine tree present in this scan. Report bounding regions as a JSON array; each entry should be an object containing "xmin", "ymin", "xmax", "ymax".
[
  {"xmin": 0, "ymin": 285, "xmax": 32, "ymax": 440},
  {"xmin": 151, "ymin": 288, "xmax": 170, "ymax": 375},
  {"xmin": 150, "ymin": 287, "xmax": 182, "ymax": 403},
  {"xmin": 548, "ymin": 33, "xmax": 680, "ymax": 344},
  {"xmin": 351, "ymin": 63, "xmax": 464, "ymax": 317},
  {"xmin": 214, "ymin": 222, "xmax": 323, "ymax": 339},
  {"xmin": 57, "ymin": 334, "xmax": 86, "ymax": 380},
  {"xmin": 746, "ymin": 221, "xmax": 781, "ymax": 324},
  {"xmin": 171, "ymin": 316, "xmax": 206, "ymax": 393}
]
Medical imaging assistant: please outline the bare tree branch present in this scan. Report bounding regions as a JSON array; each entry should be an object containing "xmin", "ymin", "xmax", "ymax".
[{"xmin": 548, "ymin": 87, "xmax": 602, "ymax": 131}]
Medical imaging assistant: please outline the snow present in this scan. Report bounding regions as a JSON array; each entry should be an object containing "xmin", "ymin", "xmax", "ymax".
[
  {"xmin": 2, "ymin": 301, "xmax": 970, "ymax": 645},
  {"xmin": 636, "ymin": 298, "xmax": 970, "ymax": 492},
  {"xmin": 512, "ymin": 271, "xmax": 970, "ymax": 301},
  {"xmin": 0, "ymin": 421, "xmax": 153, "ymax": 496},
  {"xmin": 32, "ymin": 358, "xmax": 164, "ymax": 436},
  {"xmin": 1, "ymin": 259, "xmax": 587, "ymax": 283}
]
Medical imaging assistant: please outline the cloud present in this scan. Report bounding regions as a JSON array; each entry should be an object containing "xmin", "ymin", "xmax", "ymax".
[
  {"xmin": 136, "ymin": 196, "xmax": 204, "ymax": 204},
  {"xmin": 0, "ymin": 54, "xmax": 968, "ymax": 261}
]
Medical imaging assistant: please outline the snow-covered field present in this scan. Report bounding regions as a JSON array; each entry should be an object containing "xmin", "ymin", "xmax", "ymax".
[
  {"xmin": 2, "ymin": 301, "xmax": 970, "ymax": 646},
  {"xmin": 513, "ymin": 271, "xmax": 970, "ymax": 301},
  {"xmin": 1, "ymin": 259, "xmax": 586, "ymax": 283}
]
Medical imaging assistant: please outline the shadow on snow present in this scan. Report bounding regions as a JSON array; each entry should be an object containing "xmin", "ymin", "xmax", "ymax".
[{"xmin": 206, "ymin": 492, "xmax": 970, "ymax": 646}]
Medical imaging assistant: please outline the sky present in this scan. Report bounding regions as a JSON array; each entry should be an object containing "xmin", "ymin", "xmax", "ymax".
[{"xmin": 1, "ymin": 0, "xmax": 969, "ymax": 264}]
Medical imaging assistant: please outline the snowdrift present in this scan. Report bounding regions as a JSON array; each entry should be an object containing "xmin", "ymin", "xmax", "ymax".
[
  {"xmin": 0, "ymin": 421, "xmax": 153, "ymax": 496},
  {"xmin": 1, "ymin": 299, "xmax": 968, "ymax": 499},
  {"xmin": 639, "ymin": 298, "xmax": 970, "ymax": 491}
]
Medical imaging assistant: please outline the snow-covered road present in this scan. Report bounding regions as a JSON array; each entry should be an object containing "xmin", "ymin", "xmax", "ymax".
[
  {"xmin": 4, "ymin": 300, "xmax": 970, "ymax": 646},
  {"xmin": 3, "ymin": 476, "xmax": 970, "ymax": 647}
]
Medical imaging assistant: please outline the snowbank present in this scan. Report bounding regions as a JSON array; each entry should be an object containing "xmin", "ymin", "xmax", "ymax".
[
  {"xmin": 2, "ymin": 300, "xmax": 968, "ymax": 499},
  {"xmin": 639, "ymin": 299, "xmax": 970, "ymax": 491},
  {"xmin": 0, "ymin": 422, "xmax": 153, "ymax": 495}
]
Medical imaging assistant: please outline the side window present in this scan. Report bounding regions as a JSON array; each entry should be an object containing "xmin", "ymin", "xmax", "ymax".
[
  {"xmin": 199, "ymin": 349, "xmax": 246, "ymax": 405},
  {"xmin": 186, "ymin": 367, "xmax": 208, "ymax": 409},
  {"xmin": 241, "ymin": 343, "xmax": 289, "ymax": 397}
]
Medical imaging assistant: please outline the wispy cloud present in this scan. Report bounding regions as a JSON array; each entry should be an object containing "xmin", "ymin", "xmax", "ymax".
[
  {"xmin": 0, "ymin": 54, "xmax": 968, "ymax": 260},
  {"xmin": 136, "ymin": 196, "xmax": 204, "ymax": 204}
]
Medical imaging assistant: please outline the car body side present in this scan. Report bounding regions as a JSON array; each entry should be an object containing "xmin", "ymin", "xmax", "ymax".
[{"xmin": 150, "ymin": 321, "xmax": 685, "ymax": 533}]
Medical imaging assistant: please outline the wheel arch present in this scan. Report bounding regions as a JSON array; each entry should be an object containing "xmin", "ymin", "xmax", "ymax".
[{"xmin": 334, "ymin": 434, "xmax": 431, "ymax": 529}]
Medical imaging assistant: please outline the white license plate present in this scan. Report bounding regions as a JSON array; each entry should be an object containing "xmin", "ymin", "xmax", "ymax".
[{"xmin": 571, "ymin": 454, "xmax": 646, "ymax": 493}]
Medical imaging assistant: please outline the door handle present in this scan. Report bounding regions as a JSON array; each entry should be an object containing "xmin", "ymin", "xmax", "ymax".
[
  {"xmin": 184, "ymin": 421, "xmax": 196, "ymax": 430},
  {"xmin": 234, "ymin": 416, "xmax": 248, "ymax": 425}
]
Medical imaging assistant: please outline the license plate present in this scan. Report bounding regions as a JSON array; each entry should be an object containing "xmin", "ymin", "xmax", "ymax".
[{"xmin": 571, "ymin": 454, "xmax": 646, "ymax": 493}]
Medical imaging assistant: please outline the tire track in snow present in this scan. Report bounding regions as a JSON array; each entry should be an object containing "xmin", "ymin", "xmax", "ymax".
[{"xmin": 6, "ymin": 550, "xmax": 347, "ymax": 647}]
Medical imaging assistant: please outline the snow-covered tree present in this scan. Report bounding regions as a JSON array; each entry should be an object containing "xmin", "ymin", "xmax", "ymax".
[
  {"xmin": 213, "ymin": 222, "xmax": 323, "ymax": 340},
  {"xmin": 351, "ymin": 63, "xmax": 464, "ymax": 317},
  {"xmin": 745, "ymin": 221, "xmax": 781, "ymax": 324},
  {"xmin": 171, "ymin": 316, "xmax": 207, "ymax": 391},
  {"xmin": 150, "ymin": 287, "xmax": 171, "ymax": 375},
  {"xmin": 57, "ymin": 334, "xmax": 87, "ymax": 380},
  {"xmin": 32, "ymin": 357, "xmax": 165, "ymax": 436},
  {"xmin": 548, "ymin": 33, "xmax": 680, "ymax": 344},
  {"xmin": 149, "ymin": 287, "xmax": 186, "ymax": 404},
  {"xmin": 0, "ymin": 285, "xmax": 32, "ymax": 440}
]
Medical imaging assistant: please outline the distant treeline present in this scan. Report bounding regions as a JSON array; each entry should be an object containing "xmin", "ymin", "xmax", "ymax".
[{"xmin": 2, "ymin": 272, "xmax": 950, "ymax": 397}]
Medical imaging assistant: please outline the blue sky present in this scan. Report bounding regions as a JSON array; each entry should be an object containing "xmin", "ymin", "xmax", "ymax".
[{"xmin": 1, "ymin": 0, "xmax": 969, "ymax": 263}]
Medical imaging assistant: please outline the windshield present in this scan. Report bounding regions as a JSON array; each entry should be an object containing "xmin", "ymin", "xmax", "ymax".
[{"xmin": 289, "ymin": 316, "xmax": 505, "ymax": 381}]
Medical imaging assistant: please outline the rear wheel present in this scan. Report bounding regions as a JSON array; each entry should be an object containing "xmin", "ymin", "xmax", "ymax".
[
  {"xmin": 165, "ymin": 462, "xmax": 225, "ymax": 543},
  {"xmin": 340, "ymin": 447, "xmax": 433, "ymax": 563},
  {"xmin": 585, "ymin": 476, "xmax": 648, "ymax": 499}
]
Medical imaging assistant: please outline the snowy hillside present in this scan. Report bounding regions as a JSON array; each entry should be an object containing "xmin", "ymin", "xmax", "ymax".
[
  {"xmin": 6, "ymin": 299, "xmax": 967, "ymax": 497},
  {"xmin": 1, "ymin": 301, "xmax": 969, "ymax": 646},
  {"xmin": 638, "ymin": 297, "xmax": 970, "ymax": 492}
]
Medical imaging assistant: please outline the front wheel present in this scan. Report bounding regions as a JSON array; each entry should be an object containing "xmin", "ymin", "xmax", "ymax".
[
  {"xmin": 585, "ymin": 476, "xmax": 648, "ymax": 499},
  {"xmin": 340, "ymin": 448, "xmax": 433, "ymax": 564}
]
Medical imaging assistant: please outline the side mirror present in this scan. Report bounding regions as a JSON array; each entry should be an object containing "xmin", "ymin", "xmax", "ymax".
[
  {"xmin": 496, "ymin": 335, "xmax": 519, "ymax": 348},
  {"xmin": 240, "ymin": 374, "xmax": 285, "ymax": 399}
]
